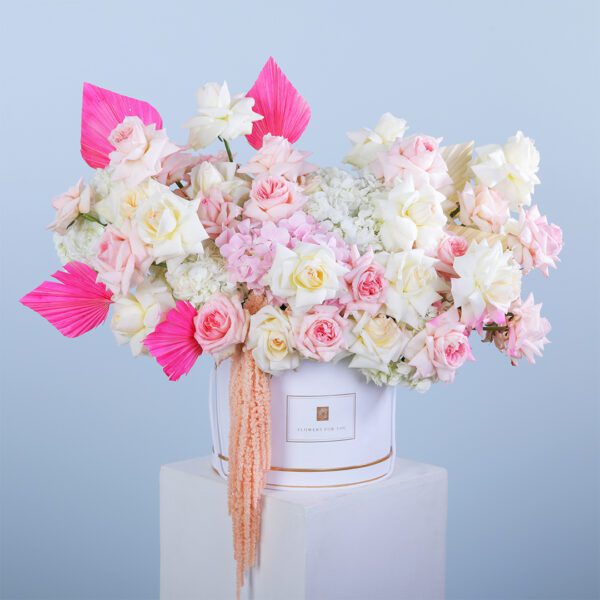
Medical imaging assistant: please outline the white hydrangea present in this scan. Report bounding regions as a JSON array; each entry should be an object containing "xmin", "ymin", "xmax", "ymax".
[
  {"xmin": 361, "ymin": 360, "xmax": 433, "ymax": 392},
  {"xmin": 54, "ymin": 218, "xmax": 104, "ymax": 266},
  {"xmin": 305, "ymin": 168, "xmax": 384, "ymax": 251},
  {"xmin": 165, "ymin": 241, "xmax": 235, "ymax": 307}
]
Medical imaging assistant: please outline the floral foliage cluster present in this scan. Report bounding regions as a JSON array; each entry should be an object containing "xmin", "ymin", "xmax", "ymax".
[{"xmin": 22, "ymin": 58, "xmax": 562, "ymax": 389}]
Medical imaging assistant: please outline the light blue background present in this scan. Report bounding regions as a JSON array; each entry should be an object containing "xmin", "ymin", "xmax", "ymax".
[{"xmin": 1, "ymin": 1, "xmax": 598, "ymax": 598}]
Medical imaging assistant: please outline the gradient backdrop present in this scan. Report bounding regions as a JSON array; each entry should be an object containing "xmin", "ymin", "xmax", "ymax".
[{"xmin": 1, "ymin": 1, "xmax": 599, "ymax": 598}]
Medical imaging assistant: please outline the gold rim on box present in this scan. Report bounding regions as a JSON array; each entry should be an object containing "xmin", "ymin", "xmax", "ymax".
[{"xmin": 217, "ymin": 447, "xmax": 393, "ymax": 473}]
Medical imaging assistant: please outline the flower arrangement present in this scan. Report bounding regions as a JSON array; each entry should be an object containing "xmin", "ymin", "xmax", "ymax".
[{"xmin": 20, "ymin": 57, "xmax": 563, "ymax": 595}]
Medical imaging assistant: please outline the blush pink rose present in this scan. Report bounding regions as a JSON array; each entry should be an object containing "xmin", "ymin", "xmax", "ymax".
[
  {"xmin": 406, "ymin": 308, "xmax": 474, "ymax": 383},
  {"xmin": 108, "ymin": 116, "xmax": 179, "ymax": 187},
  {"xmin": 48, "ymin": 178, "xmax": 92, "ymax": 234},
  {"xmin": 370, "ymin": 134, "xmax": 452, "ymax": 192},
  {"xmin": 506, "ymin": 205, "xmax": 563, "ymax": 276},
  {"xmin": 193, "ymin": 294, "xmax": 249, "ymax": 362},
  {"xmin": 343, "ymin": 246, "xmax": 387, "ymax": 315},
  {"xmin": 294, "ymin": 306, "xmax": 347, "ymax": 362},
  {"xmin": 198, "ymin": 189, "xmax": 242, "ymax": 238},
  {"xmin": 243, "ymin": 176, "xmax": 306, "ymax": 222},
  {"xmin": 459, "ymin": 182, "xmax": 510, "ymax": 233},
  {"xmin": 94, "ymin": 221, "xmax": 153, "ymax": 295},
  {"xmin": 435, "ymin": 234, "xmax": 469, "ymax": 278},
  {"xmin": 238, "ymin": 134, "xmax": 316, "ymax": 181}
]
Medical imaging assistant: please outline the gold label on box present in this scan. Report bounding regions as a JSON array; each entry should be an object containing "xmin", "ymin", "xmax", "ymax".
[{"xmin": 286, "ymin": 393, "xmax": 356, "ymax": 443}]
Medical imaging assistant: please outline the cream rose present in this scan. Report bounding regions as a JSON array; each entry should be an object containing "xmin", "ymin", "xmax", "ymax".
[
  {"xmin": 111, "ymin": 278, "xmax": 175, "ymax": 356},
  {"xmin": 135, "ymin": 187, "xmax": 209, "ymax": 269},
  {"xmin": 265, "ymin": 242, "xmax": 348, "ymax": 311},
  {"xmin": 348, "ymin": 312, "xmax": 409, "ymax": 372},
  {"xmin": 380, "ymin": 250, "xmax": 443, "ymax": 328},
  {"xmin": 452, "ymin": 240, "xmax": 522, "ymax": 321},
  {"xmin": 247, "ymin": 305, "xmax": 300, "ymax": 374}
]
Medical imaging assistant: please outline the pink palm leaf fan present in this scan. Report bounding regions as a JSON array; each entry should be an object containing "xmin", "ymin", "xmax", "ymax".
[
  {"xmin": 21, "ymin": 83, "xmax": 165, "ymax": 335},
  {"xmin": 225, "ymin": 58, "xmax": 312, "ymax": 598}
]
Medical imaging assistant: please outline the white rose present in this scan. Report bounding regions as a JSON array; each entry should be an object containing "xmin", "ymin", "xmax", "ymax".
[
  {"xmin": 344, "ymin": 113, "xmax": 407, "ymax": 169},
  {"xmin": 187, "ymin": 161, "xmax": 249, "ymax": 203},
  {"xmin": 452, "ymin": 240, "xmax": 522, "ymax": 321},
  {"xmin": 54, "ymin": 218, "xmax": 104, "ymax": 266},
  {"xmin": 247, "ymin": 305, "xmax": 300, "ymax": 374},
  {"xmin": 265, "ymin": 242, "xmax": 348, "ymax": 311},
  {"xmin": 184, "ymin": 81, "xmax": 263, "ymax": 149},
  {"xmin": 135, "ymin": 187, "xmax": 209, "ymax": 269},
  {"xmin": 111, "ymin": 278, "xmax": 175, "ymax": 356},
  {"xmin": 471, "ymin": 131, "xmax": 540, "ymax": 210},
  {"xmin": 376, "ymin": 176, "xmax": 446, "ymax": 252},
  {"xmin": 380, "ymin": 250, "xmax": 443, "ymax": 328},
  {"xmin": 348, "ymin": 312, "xmax": 409, "ymax": 372}
]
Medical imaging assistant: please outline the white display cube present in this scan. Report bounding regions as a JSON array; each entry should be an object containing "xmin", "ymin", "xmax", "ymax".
[{"xmin": 160, "ymin": 456, "xmax": 447, "ymax": 600}]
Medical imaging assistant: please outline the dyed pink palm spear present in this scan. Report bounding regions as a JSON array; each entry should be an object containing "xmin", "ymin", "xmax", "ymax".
[
  {"xmin": 246, "ymin": 57, "xmax": 311, "ymax": 149},
  {"xmin": 81, "ymin": 82, "xmax": 163, "ymax": 168},
  {"xmin": 144, "ymin": 301, "xmax": 203, "ymax": 381},
  {"xmin": 20, "ymin": 261, "xmax": 113, "ymax": 338}
]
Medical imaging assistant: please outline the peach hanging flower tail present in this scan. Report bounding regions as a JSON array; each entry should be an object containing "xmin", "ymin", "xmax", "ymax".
[{"xmin": 228, "ymin": 293, "xmax": 271, "ymax": 598}]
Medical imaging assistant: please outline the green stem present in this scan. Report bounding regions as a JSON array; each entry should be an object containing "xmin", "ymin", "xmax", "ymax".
[
  {"xmin": 219, "ymin": 136, "xmax": 234, "ymax": 163},
  {"xmin": 175, "ymin": 181, "xmax": 184, "ymax": 190},
  {"xmin": 80, "ymin": 213, "xmax": 104, "ymax": 226},
  {"xmin": 449, "ymin": 205, "xmax": 460, "ymax": 219},
  {"xmin": 483, "ymin": 324, "xmax": 508, "ymax": 332}
]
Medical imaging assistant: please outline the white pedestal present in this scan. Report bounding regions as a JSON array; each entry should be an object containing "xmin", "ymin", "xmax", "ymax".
[{"xmin": 160, "ymin": 456, "xmax": 447, "ymax": 600}]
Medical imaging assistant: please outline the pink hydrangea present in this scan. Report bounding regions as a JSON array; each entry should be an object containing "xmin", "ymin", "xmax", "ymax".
[
  {"xmin": 506, "ymin": 205, "xmax": 563, "ymax": 276},
  {"xmin": 493, "ymin": 294, "xmax": 551, "ymax": 365},
  {"xmin": 370, "ymin": 134, "xmax": 452, "ymax": 192}
]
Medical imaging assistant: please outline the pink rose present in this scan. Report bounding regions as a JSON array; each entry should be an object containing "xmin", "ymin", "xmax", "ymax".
[
  {"xmin": 459, "ymin": 182, "xmax": 510, "ymax": 233},
  {"xmin": 194, "ymin": 294, "xmax": 249, "ymax": 362},
  {"xmin": 94, "ymin": 221, "xmax": 152, "ymax": 295},
  {"xmin": 406, "ymin": 308, "xmax": 474, "ymax": 383},
  {"xmin": 343, "ymin": 247, "xmax": 387, "ymax": 315},
  {"xmin": 48, "ymin": 178, "xmax": 92, "ymax": 234},
  {"xmin": 108, "ymin": 116, "xmax": 179, "ymax": 187},
  {"xmin": 198, "ymin": 189, "xmax": 242, "ymax": 238},
  {"xmin": 238, "ymin": 134, "xmax": 316, "ymax": 181},
  {"xmin": 435, "ymin": 235, "xmax": 469, "ymax": 278},
  {"xmin": 294, "ymin": 306, "xmax": 347, "ymax": 362},
  {"xmin": 506, "ymin": 205, "xmax": 563, "ymax": 276},
  {"xmin": 155, "ymin": 150, "xmax": 219, "ymax": 187},
  {"xmin": 243, "ymin": 176, "xmax": 306, "ymax": 222},
  {"xmin": 370, "ymin": 134, "xmax": 452, "ymax": 192},
  {"xmin": 492, "ymin": 294, "xmax": 550, "ymax": 365}
]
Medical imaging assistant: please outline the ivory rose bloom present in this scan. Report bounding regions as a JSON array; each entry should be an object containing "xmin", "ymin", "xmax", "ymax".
[
  {"xmin": 265, "ymin": 242, "xmax": 348, "ymax": 311},
  {"xmin": 243, "ymin": 176, "xmax": 306, "ymax": 222},
  {"xmin": 344, "ymin": 246, "xmax": 387, "ymax": 315},
  {"xmin": 185, "ymin": 82, "xmax": 262, "ymax": 149},
  {"xmin": 193, "ymin": 294, "xmax": 248, "ymax": 362},
  {"xmin": 111, "ymin": 278, "xmax": 175, "ymax": 356},
  {"xmin": 94, "ymin": 221, "xmax": 153, "ymax": 295},
  {"xmin": 376, "ymin": 176, "xmax": 447, "ymax": 252},
  {"xmin": 187, "ymin": 161, "xmax": 250, "ymax": 204},
  {"xmin": 381, "ymin": 250, "xmax": 443, "ymax": 328},
  {"xmin": 48, "ymin": 178, "xmax": 92, "ymax": 234},
  {"xmin": 108, "ymin": 117, "xmax": 179, "ymax": 187},
  {"xmin": 293, "ymin": 306, "xmax": 347, "ymax": 362},
  {"xmin": 239, "ymin": 135, "xmax": 316, "ymax": 181},
  {"xmin": 459, "ymin": 182, "xmax": 510, "ymax": 233},
  {"xmin": 348, "ymin": 312, "xmax": 408, "ymax": 372},
  {"xmin": 135, "ymin": 187, "xmax": 209, "ymax": 269},
  {"xmin": 404, "ymin": 309, "xmax": 474, "ymax": 383},
  {"xmin": 505, "ymin": 205, "xmax": 563, "ymax": 276},
  {"xmin": 471, "ymin": 131, "xmax": 540, "ymax": 209},
  {"xmin": 247, "ymin": 305, "xmax": 300, "ymax": 374},
  {"xmin": 452, "ymin": 240, "xmax": 522, "ymax": 321},
  {"xmin": 344, "ymin": 112, "xmax": 407, "ymax": 169}
]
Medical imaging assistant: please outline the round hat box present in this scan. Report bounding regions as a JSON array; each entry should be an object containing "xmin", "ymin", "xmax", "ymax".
[{"xmin": 209, "ymin": 359, "xmax": 396, "ymax": 490}]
